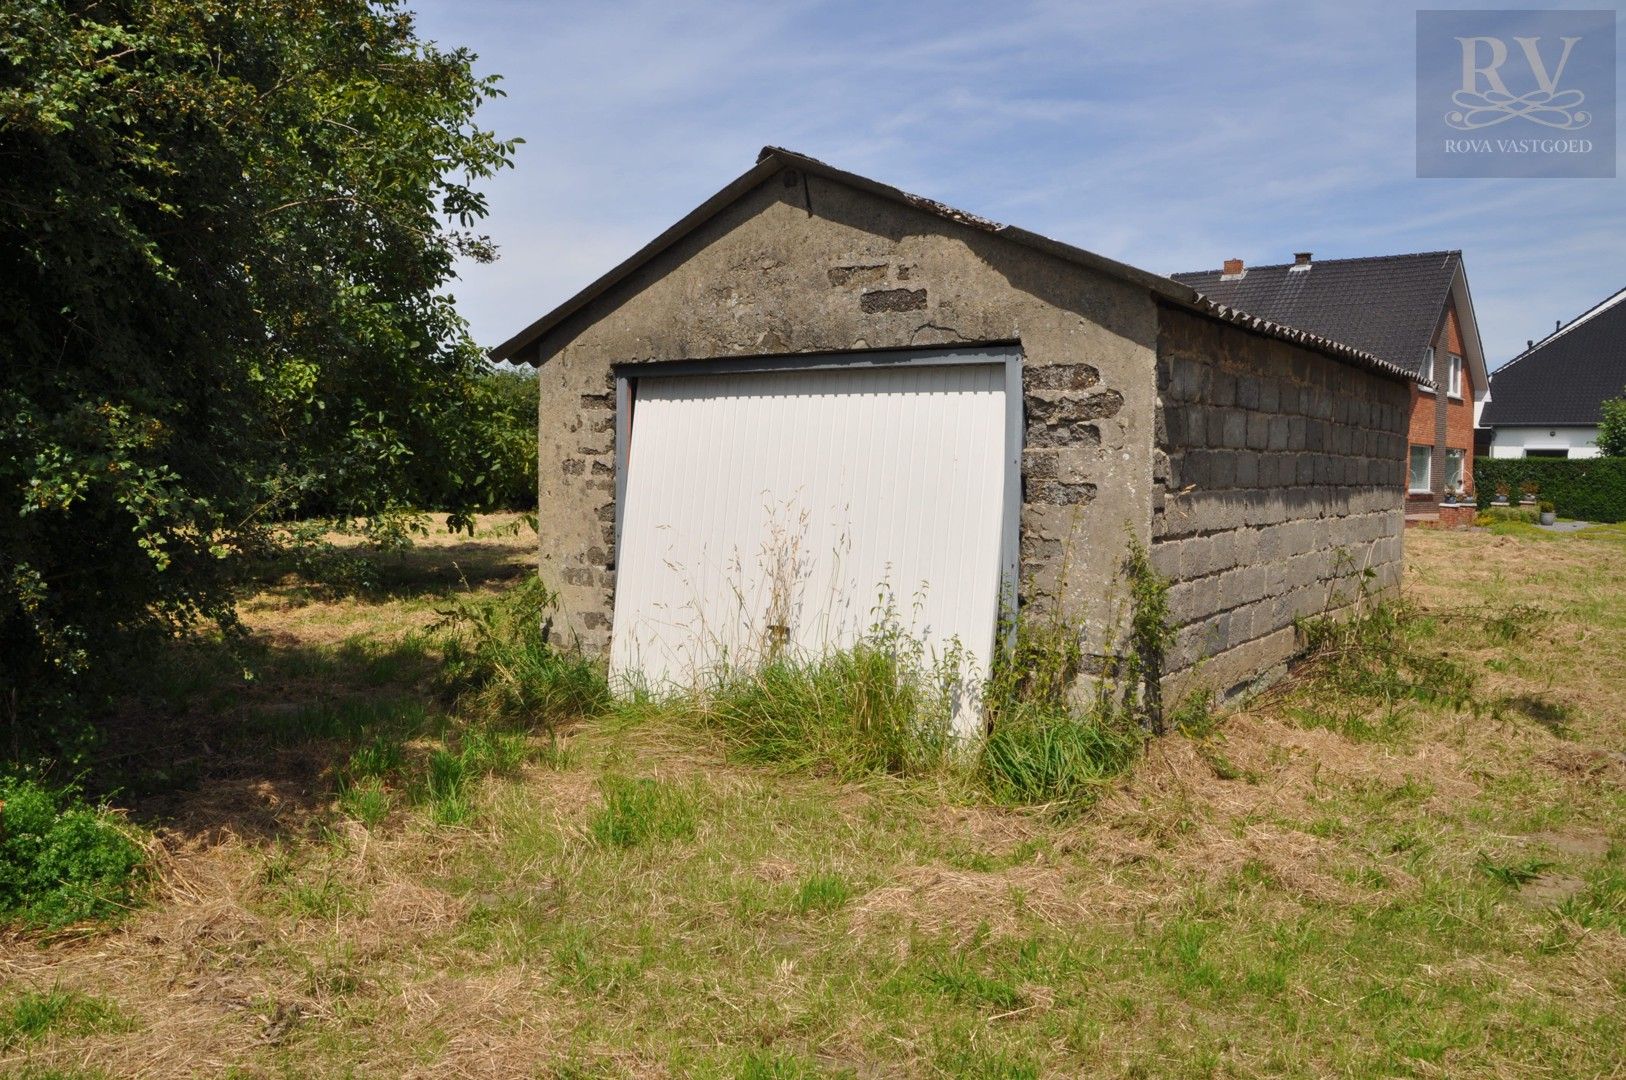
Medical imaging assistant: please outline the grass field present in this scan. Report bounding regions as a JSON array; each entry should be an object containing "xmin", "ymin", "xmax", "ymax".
[{"xmin": 2, "ymin": 517, "xmax": 1623, "ymax": 1078}]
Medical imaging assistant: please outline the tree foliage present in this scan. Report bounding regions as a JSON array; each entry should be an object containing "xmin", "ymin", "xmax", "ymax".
[
  {"xmin": 0, "ymin": 0, "xmax": 519, "ymax": 755},
  {"xmin": 1597, "ymin": 388, "xmax": 1626, "ymax": 458}
]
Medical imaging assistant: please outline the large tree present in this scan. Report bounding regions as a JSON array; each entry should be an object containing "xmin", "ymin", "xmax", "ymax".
[{"xmin": 0, "ymin": 0, "xmax": 517, "ymax": 753}]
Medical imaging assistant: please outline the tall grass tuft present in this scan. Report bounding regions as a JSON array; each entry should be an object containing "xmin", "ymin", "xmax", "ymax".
[
  {"xmin": 696, "ymin": 633, "xmax": 955, "ymax": 779},
  {"xmin": 977, "ymin": 565, "xmax": 1149, "ymax": 809},
  {"xmin": 436, "ymin": 576, "xmax": 609, "ymax": 728},
  {"xmin": 979, "ymin": 701, "xmax": 1143, "ymax": 808}
]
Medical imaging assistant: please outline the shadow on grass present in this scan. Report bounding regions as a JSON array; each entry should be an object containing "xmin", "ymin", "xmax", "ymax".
[
  {"xmin": 90, "ymin": 629, "xmax": 454, "ymax": 844},
  {"xmin": 1497, "ymin": 693, "xmax": 1577, "ymax": 738},
  {"xmin": 259, "ymin": 536, "xmax": 534, "ymax": 608}
]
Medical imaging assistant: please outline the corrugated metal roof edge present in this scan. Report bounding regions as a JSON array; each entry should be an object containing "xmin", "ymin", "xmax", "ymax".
[{"xmin": 492, "ymin": 146, "xmax": 1426, "ymax": 387}]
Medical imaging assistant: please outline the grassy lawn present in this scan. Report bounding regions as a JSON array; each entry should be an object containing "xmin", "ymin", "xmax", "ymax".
[{"xmin": 2, "ymin": 519, "xmax": 1623, "ymax": 1078}]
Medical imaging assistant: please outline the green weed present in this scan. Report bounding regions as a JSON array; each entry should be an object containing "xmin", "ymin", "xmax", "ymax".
[
  {"xmin": 0, "ymin": 777, "xmax": 147, "ymax": 928},
  {"xmin": 588, "ymin": 776, "xmax": 700, "ymax": 848},
  {"xmin": 337, "ymin": 776, "xmax": 392, "ymax": 827},
  {"xmin": 0, "ymin": 988, "xmax": 131, "ymax": 1048},
  {"xmin": 1295, "ymin": 599, "xmax": 1477, "ymax": 715},
  {"xmin": 793, "ymin": 872, "xmax": 852, "ymax": 913},
  {"xmin": 979, "ymin": 702, "xmax": 1142, "ymax": 809},
  {"xmin": 1556, "ymin": 863, "xmax": 1626, "ymax": 931},
  {"xmin": 1475, "ymin": 855, "xmax": 1551, "ymax": 888},
  {"xmin": 735, "ymin": 1049, "xmax": 824, "ymax": 1079},
  {"xmin": 436, "ymin": 576, "xmax": 609, "ymax": 727},
  {"xmin": 698, "ymin": 637, "xmax": 953, "ymax": 779}
]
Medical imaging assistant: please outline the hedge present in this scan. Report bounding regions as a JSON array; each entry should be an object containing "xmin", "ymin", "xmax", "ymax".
[{"xmin": 1473, "ymin": 457, "xmax": 1626, "ymax": 523}]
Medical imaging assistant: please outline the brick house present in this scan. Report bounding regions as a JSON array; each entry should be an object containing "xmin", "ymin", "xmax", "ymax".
[{"xmin": 1173, "ymin": 252, "xmax": 1489, "ymax": 520}]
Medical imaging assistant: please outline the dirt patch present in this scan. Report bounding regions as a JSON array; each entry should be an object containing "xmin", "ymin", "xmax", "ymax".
[
  {"xmin": 1517, "ymin": 872, "xmax": 1589, "ymax": 907},
  {"xmin": 1539, "ymin": 744, "xmax": 1626, "ymax": 782},
  {"xmin": 1524, "ymin": 829, "xmax": 1613, "ymax": 860}
]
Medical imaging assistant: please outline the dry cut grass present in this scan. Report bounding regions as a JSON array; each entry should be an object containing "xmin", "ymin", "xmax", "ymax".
[{"xmin": 2, "ymin": 518, "xmax": 1624, "ymax": 1078}]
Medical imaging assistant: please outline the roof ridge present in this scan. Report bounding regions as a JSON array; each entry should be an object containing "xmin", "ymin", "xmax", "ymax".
[
  {"xmin": 492, "ymin": 145, "xmax": 1422, "ymax": 386},
  {"xmin": 1174, "ymin": 250, "xmax": 1461, "ymax": 278},
  {"xmin": 1496, "ymin": 284, "xmax": 1626, "ymax": 373}
]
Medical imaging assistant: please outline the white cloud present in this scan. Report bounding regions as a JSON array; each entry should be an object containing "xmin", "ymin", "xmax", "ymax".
[{"xmin": 413, "ymin": 0, "xmax": 1625, "ymax": 367}]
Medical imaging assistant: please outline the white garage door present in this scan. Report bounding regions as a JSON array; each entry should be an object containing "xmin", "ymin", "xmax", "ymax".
[{"xmin": 609, "ymin": 358, "xmax": 1016, "ymax": 720}]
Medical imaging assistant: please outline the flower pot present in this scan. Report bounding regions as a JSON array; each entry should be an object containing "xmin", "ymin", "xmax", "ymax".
[{"xmin": 1540, "ymin": 511, "xmax": 1556, "ymax": 526}]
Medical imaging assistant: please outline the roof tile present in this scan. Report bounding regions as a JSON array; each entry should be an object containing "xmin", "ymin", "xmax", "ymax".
[
  {"xmin": 1172, "ymin": 252, "xmax": 1461, "ymax": 378},
  {"xmin": 1483, "ymin": 289, "xmax": 1626, "ymax": 426}
]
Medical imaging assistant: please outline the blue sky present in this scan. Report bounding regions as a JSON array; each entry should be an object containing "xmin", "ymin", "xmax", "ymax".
[{"xmin": 411, "ymin": 0, "xmax": 1624, "ymax": 368}]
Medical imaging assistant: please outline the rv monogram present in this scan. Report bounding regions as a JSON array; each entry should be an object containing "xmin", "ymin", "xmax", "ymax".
[{"xmin": 1447, "ymin": 34, "xmax": 1591, "ymax": 130}]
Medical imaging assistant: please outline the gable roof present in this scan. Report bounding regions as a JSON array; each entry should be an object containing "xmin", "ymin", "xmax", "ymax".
[
  {"xmin": 1171, "ymin": 252, "xmax": 1464, "ymax": 380},
  {"xmin": 1482, "ymin": 287, "xmax": 1626, "ymax": 427},
  {"xmin": 492, "ymin": 147, "xmax": 1422, "ymax": 385}
]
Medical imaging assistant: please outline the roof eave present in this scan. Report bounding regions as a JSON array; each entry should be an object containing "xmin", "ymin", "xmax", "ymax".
[
  {"xmin": 1167, "ymin": 295, "xmax": 1429, "ymax": 387},
  {"xmin": 489, "ymin": 154, "xmax": 786, "ymax": 363},
  {"xmin": 492, "ymin": 146, "xmax": 1423, "ymax": 386}
]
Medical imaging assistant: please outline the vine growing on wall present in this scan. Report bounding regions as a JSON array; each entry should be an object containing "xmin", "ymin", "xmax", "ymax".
[{"xmin": 1097, "ymin": 536, "xmax": 1177, "ymax": 733}]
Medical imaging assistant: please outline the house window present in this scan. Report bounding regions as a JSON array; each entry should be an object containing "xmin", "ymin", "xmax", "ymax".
[
  {"xmin": 1445, "ymin": 448, "xmax": 1465, "ymax": 492},
  {"xmin": 1409, "ymin": 446, "xmax": 1432, "ymax": 492},
  {"xmin": 1448, "ymin": 354, "xmax": 1463, "ymax": 398},
  {"xmin": 1526, "ymin": 448, "xmax": 1569, "ymax": 458},
  {"xmin": 1420, "ymin": 348, "xmax": 1436, "ymax": 393}
]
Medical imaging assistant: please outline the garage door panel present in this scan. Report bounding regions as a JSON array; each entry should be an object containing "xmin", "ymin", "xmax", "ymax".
[{"xmin": 610, "ymin": 362, "xmax": 1010, "ymax": 706}]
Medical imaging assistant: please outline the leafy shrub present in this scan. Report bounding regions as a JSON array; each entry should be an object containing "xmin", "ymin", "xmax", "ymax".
[
  {"xmin": 1474, "ymin": 458, "xmax": 1626, "ymax": 523},
  {"xmin": 2, "ymin": 1, "xmax": 517, "ymax": 758},
  {"xmin": 1600, "ymin": 389, "xmax": 1626, "ymax": 457},
  {"xmin": 436, "ymin": 577, "xmax": 609, "ymax": 727},
  {"xmin": 0, "ymin": 777, "xmax": 146, "ymax": 927},
  {"xmin": 1539, "ymin": 499, "xmax": 1555, "ymax": 514},
  {"xmin": 469, "ymin": 368, "xmax": 539, "ymax": 512}
]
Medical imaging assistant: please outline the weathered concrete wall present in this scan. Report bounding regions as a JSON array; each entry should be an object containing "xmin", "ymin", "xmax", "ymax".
[
  {"xmin": 534, "ymin": 167, "xmax": 1160, "ymax": 654},
  {"xmin": 1151, "ymin": 303, "xmax": 1409, "ymax": 697}
]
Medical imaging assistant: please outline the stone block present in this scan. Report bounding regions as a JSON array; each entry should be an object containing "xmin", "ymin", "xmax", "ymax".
[{"xmin": 1246, "ymin": 413, "xmax": 1270, "ymax": 449}]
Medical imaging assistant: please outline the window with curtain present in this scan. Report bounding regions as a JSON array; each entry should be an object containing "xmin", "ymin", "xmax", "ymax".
[
  {"xmin": 1448, "ymin": 354, "xmax": 1463, "ymax": 398},
  {"xmin": 1409, "ymin": 446, "xmax": 1432, "ymax": 492},
  {"xmin": 1445, "ymin": 448, "xmax": 1464, "ymax": 491}
]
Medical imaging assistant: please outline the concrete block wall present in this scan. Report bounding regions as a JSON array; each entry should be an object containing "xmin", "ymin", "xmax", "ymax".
[{"xmin": 1150, "ymin": 304, "xmax": 1410, "ymax": 697}]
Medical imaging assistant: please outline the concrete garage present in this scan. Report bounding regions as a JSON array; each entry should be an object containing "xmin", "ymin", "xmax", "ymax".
[{"xmin": 493, "ymin": 147, "xmax": 1417, "ymax": 710}]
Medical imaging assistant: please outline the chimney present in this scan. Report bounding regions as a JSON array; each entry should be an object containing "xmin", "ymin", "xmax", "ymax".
[
  {"xmin": 1294, "ymin": 251, "xmax": 1313, "ymax": 266},
  {"xmin": 1222, "ymin": 257, "xmax": 1244, "ymax": 276}
]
